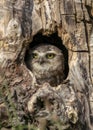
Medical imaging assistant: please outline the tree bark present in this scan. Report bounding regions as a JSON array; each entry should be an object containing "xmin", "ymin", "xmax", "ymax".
[{"xmin": 0, "ymin": 0, "xmax": 93, "ymax": 130}]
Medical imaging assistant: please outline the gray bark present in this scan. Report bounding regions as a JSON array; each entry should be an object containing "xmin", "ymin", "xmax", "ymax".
[{"xmin": 0, "ymin": 0, "xmax": 93, "ymax": 130}]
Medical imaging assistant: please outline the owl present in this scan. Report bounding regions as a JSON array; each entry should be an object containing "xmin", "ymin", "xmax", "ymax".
[{"xmin": 26, "ymin": 44, "xmax": 65, "ymax": 86}]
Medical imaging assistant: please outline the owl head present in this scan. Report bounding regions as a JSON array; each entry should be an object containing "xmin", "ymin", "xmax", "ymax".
[{"xmin": 26, "ymin": 44, "xmax": 65, "ymax": 86}]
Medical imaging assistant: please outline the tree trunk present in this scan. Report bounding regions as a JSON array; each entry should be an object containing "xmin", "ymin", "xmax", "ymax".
[{"xmin": 0, "ymin": 0, "xmax": 93, "ymax": 130}]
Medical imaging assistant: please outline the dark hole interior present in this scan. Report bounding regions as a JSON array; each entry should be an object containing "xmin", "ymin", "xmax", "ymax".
[{"xmin": 25, "ymin": 32, "xmax": 69, "ymax": 80}]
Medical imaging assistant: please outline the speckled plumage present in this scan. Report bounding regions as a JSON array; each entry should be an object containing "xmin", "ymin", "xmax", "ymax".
[{"xmin": 27, "ymin": 44, "xmax": 65, "ymax": 86}]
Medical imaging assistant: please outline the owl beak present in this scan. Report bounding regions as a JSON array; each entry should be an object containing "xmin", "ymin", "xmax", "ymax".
[{"xmin": 39, "ymin": 57, "xmax": 44, "ymax": 64}]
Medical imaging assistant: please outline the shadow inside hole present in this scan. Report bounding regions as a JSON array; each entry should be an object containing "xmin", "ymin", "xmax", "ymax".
[{"xmin": 25, "ymin": 32, "xmax": 69, "ymax": 80}]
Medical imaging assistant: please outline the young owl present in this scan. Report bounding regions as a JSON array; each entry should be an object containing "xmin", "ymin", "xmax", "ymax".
[{"xmin": 26, "ymin": 44, "xmax": 65, "ymax": 86}]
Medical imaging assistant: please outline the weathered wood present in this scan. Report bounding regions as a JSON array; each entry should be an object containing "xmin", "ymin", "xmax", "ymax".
[{"xmin": 0, "ymin": 0, "xmax": 93, "ymax": 130}]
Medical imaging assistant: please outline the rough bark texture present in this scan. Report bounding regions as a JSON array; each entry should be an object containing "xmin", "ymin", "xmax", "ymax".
[{"xmin": 0, "ymin": 0, "xmax": 93, "ymax": 130}]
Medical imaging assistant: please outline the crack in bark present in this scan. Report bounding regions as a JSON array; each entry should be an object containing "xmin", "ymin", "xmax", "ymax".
[{"xmin": 80, "ymin": 0, "xmax": 93, "ymax": 87}]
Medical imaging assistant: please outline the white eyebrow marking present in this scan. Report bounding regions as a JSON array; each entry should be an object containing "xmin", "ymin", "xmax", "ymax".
[
  {"xmin": 46, "ymin": 51, "xmax": 62, "ymax": 55},
  {"xmin": 32, "ymin": 51, "xmax": 62, "ymax": 56}
]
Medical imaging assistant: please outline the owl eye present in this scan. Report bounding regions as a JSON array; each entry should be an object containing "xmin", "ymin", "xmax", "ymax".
[
  {"xmin": 32, "ymin": 53, "xmax": 38, "ymax": 59},
  {"xmin": 46, "ymin": 53, "xmax": 56, "ymax": 59}
]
